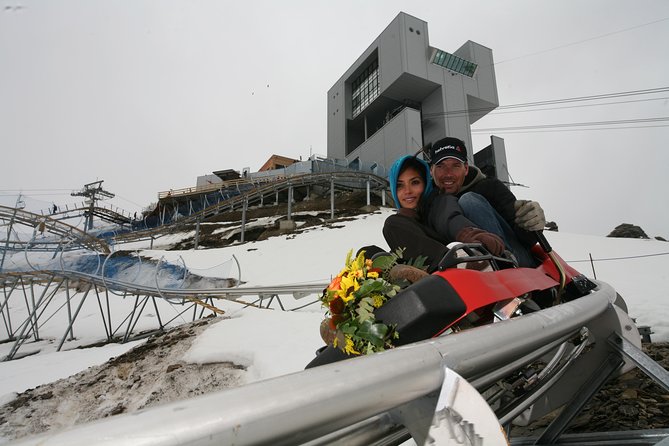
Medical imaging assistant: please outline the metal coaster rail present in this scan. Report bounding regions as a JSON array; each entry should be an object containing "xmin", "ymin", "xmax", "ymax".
[
  {"xmin": 113, "ymin": 171, "xmax": 389, "ymax": 244},
  {"xmin": 9, "ymin": 280, "xmax": 669, "ymax": 445},
  {"xmin": 0, "ymin": 266, "xmax": 327, "ymax": 361},
  {"xmin": 0, "ymin": 205, "xmax": 111, "ymax": 254},
  {"xmin": 1, "ymin": 180, "xmax": 339, "ymax": 361}
]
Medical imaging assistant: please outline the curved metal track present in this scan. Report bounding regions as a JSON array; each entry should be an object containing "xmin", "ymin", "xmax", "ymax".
[
  {"xmin": 1, "ymin": 185, "xmax": 336, "ymax": 361},
  {"xmin": 40, "ymin": 204, "xmax": 132, "ymax": 225},
  {"xmin": 0, "ymin": 267, "xmax": 325, "ymax": 361},
  {"xmin": 8, "ymin": 280, "xmax": 669, "ymax": 445},
  {"xmin": 113, "ymin": 171, "xmax": 389, "ymax": 243},
  {"xmin": 0, "ymin": 205, "xmax": 111, "ymax": 254}
]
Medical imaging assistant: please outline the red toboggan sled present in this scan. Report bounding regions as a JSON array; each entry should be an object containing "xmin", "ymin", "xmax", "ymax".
[{"xmin": 306, "ymin": 236, "xmax": 597, "ymax": 369}]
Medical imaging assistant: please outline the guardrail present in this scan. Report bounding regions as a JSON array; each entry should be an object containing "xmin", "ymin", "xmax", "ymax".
[
  {"xmin": 36, "ymin": 202, "xmax": 134, "ymax": 221},
  {"xmin": 11, "ymin": 280, "xmax": 641, "ymax": 446},
  {"xmin": 157, "ymin": 176, "xmax": 287, "ymax": 200}
]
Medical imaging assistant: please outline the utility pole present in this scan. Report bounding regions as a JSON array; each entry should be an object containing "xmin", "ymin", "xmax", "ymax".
[
  {"xmin": 71, "ymin": 180, "xmax": 115, "ymax": 232},
  {"xmin": 0, "ymin": 195, "xmax": 25, "ymax": 271}
]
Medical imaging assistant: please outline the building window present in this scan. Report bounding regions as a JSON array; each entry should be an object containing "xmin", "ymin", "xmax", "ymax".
[
  {"xmin": 351, "ymin": 59, "xmax": 380, "ymax": 118},
  {"xmin": 431, "ymin": 49, "xmax": 477, "ymax": 77}
]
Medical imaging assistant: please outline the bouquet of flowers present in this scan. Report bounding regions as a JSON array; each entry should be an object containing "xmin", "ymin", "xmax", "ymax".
[{"xmin": 320, "ymin": 249, "xmax": 403, "ymax": 355}]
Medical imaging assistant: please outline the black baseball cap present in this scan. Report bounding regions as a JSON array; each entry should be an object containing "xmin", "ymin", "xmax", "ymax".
[{"xmin": 429, "ymin": 137, "xmax": 468, "ymax": 165}]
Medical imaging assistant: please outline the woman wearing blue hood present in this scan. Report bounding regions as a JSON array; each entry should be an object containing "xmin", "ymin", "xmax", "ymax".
[{"xmin": 383, "ymin": 155, "xmax": 504, "ymax": 272}]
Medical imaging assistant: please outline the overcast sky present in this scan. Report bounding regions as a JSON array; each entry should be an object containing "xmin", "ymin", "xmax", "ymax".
[{"xmin": 1, "ymin": 0, "xmax": 668, "ymax": 238}]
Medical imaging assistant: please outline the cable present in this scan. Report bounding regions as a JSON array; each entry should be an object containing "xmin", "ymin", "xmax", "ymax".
[
  {"xmin": 494, "ymin": 17, "xmax": 669, "ymax": 66},
  {"xmin": 472, "ymin": 123, "xmax": 669, "ymax": 135},
  {"xmin": 114, "ymin": 194, "xmax": 146, "ymax": 208},
  {"xmin": 489, "ymin": 96, "xmax": 669, "ymax": 116},
  {"xmin": 422, "ymin": 87, "xmax": 669, "ymax": 120},
  {"xmin": 567, "ymin": 251, "xmax": 669, "ymax": 263},
  {"xmin": 472, "ymin": 117, "xmax": 669, "ymax": 133},
  {"xmin": 493, "ymin": 87, "xmax": 669, "ymax": 110},
  {"xmin": 0, "ymin": 192, "xmax": 72, "ymax": 197},
  {"xmin": 0, "ymin": 188, "xmax": 73, "ymax": 192}
]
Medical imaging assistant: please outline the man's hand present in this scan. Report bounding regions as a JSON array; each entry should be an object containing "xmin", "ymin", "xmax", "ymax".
[
  {"xmin": 456, "ymin": 227, "xmax": 505, "ymax": 256},
  {"xmin": 514, "ymin": 200, "xmax": 546, "ymax": 231}
]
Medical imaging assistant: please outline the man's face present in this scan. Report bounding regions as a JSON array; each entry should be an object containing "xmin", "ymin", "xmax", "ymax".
[{"xmin": 431, "ymin": 158, "xmax": 468, "ymax": 194}]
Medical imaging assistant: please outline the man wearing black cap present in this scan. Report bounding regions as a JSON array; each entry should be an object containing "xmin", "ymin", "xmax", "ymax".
[{"xmin": 427, "ymin": 137, "xmax": 545, "ymax": 267}]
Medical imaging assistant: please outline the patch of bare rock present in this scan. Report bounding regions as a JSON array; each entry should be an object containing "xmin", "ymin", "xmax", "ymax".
[{"xmin": 0, "ymin": 316, "xmax": 242, "ymax": 442}]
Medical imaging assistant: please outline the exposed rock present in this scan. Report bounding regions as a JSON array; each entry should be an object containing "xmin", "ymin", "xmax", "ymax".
[
  {"xmin": 607, "ymin": 223, "xmax": 649, "ymax": 239},
  {"xmin": 545, "ymin": 221, "xmax": 559, "ymax": 232},
  {"xmin": 0, "ymin": 317, "xmax": 244, "ymax": 442},
  {"xmin": 510, "ymin": 342, "xmax": 669, "ymax": 438}
]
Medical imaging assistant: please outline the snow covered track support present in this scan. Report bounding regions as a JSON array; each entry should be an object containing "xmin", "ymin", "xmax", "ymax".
[
  {"xmin": 13, "ymin": 280, "xmax": 666, "ymax": 446},
  {"xmin": 0, "ymin": 268, "xmax": 326, "ymax": 360}
]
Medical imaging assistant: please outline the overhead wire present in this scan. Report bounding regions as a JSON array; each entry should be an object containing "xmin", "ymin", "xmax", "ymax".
[
  {"xmin": 0, "ymin": 188, "xmax": 73, "ymax": 192},
  {"xmin": 493, "ymin": 17, "xmax": 669, "ymax": 65},
  {"xmin": 421, "ymin": 18, "xmax": 669, "ymax": 135},
  {"xmin": 472, "ymin": 117, "xmax": 669, "ymax": 133},
  {"xmin": 0, "ymin": 192, "xmax": 71, "ymax": 197},
  {"xmin": 488, "ymin": 96, "xmax": 669, "ymax": 115},
  {"xmin": 567, "ymin": 251, "xmax": 669, "ymax": 263},
  {"xmin": 423, "ymin": 18, "xmax": 669, "ymax": 133},
  {"xmin": 473, "ymin": 123, "xmax": 669, "ymax": 135},
  {"xmin": 419, "ymin": 87, "xmax": 669, "ymax": 134},
  {"xmin": 422, "ymin": 87, "xmax": 669, "ymax": 119}
]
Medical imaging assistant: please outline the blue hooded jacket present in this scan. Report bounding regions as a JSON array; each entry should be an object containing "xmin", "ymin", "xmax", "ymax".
[{"xmin": 388, "ymin": 155, "xmax": 433, "ymax": 209}]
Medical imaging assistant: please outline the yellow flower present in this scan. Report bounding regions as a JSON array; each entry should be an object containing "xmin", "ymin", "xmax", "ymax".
[
  {"xmin": 320, "ymin": 248, "xmax": 403, "ymax": 356},
  {"xmin": 344, "ymin": 335, "xmax": 360, "ymax": 355},
  {"xmin": 372, "ymin": 294, "xmax": 384, "ymax": 308},
  {"xmin": 338, "ymin": 273, "xmax": 360, "ymax": 302}
]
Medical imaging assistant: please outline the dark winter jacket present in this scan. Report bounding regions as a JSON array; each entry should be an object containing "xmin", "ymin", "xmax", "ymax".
[
  {"xmin": 383, "ymin": 210, "xmax": 449, "ymax": 272},
  {"xmin": 455, "ymin": 165, "xmax": 536, "ymax": 247},
  {"xmin": 422, "ymin": 191, "xmax": 478, "ymax": 243}
]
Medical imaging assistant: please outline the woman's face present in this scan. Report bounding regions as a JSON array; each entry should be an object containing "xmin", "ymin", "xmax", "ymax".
[{"xmin": 396, "ymin": 167, "xmax": 425, "ymax": 209}]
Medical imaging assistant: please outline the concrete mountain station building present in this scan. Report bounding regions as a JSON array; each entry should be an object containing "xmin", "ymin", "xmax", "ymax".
[{"xmin": 327, "ymin": 11, "xmax": 508, "ymax": 181}]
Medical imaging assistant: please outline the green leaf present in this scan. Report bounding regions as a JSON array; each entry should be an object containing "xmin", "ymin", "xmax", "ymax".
[
  {"xmin": 338, "ymin": 321, "xmax": 357, "ymax": 335},
  {"xmin": 371, "ymin": 255, "xmax": 395, "ymax": 272},
  {"xmin": 355, "ymin": 297, "xmax": 375, "ymax": 323},
  {"xmin": 406, "ymin": 255, "xmax": 429, "ymax": 271},
  {"xmin": 354, "ymin": 278, "xmax": 398, "ymax": 301},
  {"xmin": 355, "ymin": 319, "xmax": 390, "ymax": 348},
  {"xmin": 354, "ymin": 279, "xmax": 384, "ymax": 297},
  {"xmin": 364, "ymin": 343, "xmax": 376, "ymax": 355}
]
